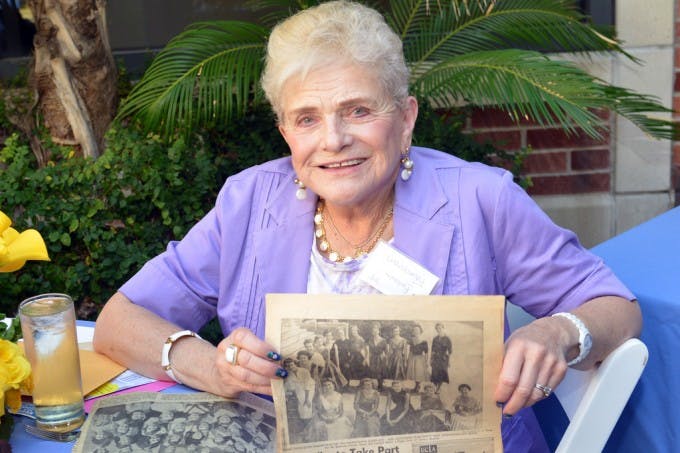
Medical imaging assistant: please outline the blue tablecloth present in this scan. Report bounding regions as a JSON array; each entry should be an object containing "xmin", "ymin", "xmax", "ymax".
[{"xmin": 591, "ymin": 206, "xmax": 680, "ymax": 452}]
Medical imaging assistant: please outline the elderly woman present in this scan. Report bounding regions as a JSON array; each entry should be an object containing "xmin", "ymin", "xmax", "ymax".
[{"xmin": 93, "ymin": 1, "xmax": 640, "ymax": 451}]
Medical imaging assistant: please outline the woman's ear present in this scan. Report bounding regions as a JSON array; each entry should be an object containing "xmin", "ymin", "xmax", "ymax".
[
  {"xmin": 278, "ymin": 124, "xmax": 289, "ymax": 144},
  {"xmin": 401, "ymin": 96, "xmax": 419, "ymax": 146}
]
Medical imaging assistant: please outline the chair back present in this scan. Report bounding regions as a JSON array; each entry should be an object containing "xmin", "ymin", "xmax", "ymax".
[{"xmin": 506, "ymin": 303, "xmax": 648, "ymax": 452}]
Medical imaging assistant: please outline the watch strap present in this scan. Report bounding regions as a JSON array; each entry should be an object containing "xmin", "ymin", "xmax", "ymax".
[{"xmin": 552, "ymin": 312, "xmax": 591, "ymax": 366}]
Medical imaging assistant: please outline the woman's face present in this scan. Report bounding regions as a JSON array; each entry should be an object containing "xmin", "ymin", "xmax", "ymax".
[
  {"xmin": 278, "ymin": 63, "xmax": 418, "ymax": 209},
  {"xmin": 298, "ymin": 354, "xmax": 310, "ymax": 367},
  {"xmin": 322, "ymin": 380, "xmax": 334, "ymax": 393},
  {"xmin": 142, "ymin": 418, "xmax": 160, "ymax": 435}
]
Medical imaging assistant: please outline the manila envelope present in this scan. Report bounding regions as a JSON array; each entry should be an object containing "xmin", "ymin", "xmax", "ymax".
[
  {"xmin": 19, "ymin": 341, "xmax": 126, "ymax": 396},
  {"xmin": 78, "ymin": 345, "xmax": 126, "ymax": 395}
]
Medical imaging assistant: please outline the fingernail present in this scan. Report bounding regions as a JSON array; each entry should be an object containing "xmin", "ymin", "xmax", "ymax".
[
  {"xmin": 267, "ymin": 351, "xmax": 282, "ymax": 361},
  {"xmin": 275, "ymin": 368, "xmax": 288, "ymax": 378},
  {"xmin": 496, "ymin": 401, "xmax": 504, "ymax": 408},
  {"xmin": 503, "ymin": 413, "xmax": 513, "ymax": 420}
]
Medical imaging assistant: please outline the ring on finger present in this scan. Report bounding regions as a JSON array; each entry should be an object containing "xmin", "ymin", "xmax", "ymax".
[
  {"xmin": 535, "ymin": 383, "xmax": 552, "ymax": 398},
  {"xmin": 225, "ymin": 344, "xmax": 240, "ymax": 366}
]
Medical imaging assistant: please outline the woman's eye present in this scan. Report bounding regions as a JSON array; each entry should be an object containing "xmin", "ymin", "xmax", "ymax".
[
  {"xmin": 296, "ymin": 116, "xmax": 316, "ymax": 127},
  {"xmin": 351, "ymin": 106, "xmax": 369, "ymax": 117}
]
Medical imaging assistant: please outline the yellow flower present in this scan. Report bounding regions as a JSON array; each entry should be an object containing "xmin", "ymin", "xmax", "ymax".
[
  {"xmin": 0, "ymin": 210, "xmax": 50, "ymax": 272},
  {"xmin": 0, "ymin": 339, "xmax": 32, "ymax": 417}
]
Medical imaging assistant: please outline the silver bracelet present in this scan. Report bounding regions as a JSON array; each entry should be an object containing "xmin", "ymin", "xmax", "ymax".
[{"xmin": 161, "ymin": 330, "xmax": 202, "ymax": 384}]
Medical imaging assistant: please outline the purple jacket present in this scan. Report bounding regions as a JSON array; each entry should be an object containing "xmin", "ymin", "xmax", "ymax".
[{"xmin": 120, "ymin": 146, "xmax": 634, "ymax": 451}]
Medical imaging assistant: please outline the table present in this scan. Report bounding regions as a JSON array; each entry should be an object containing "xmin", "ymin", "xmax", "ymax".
[
  {"xmin": 590, "ymin": 206, "xmax": 680, "ymax": 452},
  {"xmin": 14, "ymin": 207, "xmax": 679, "ymax": 450},
  {"xmin": 9, "ymin": 321, "xmax": 195, "ymax": 452},
  {"xmin": 10, "ymin": 385, "xmax": 194, "ymax": 452}
]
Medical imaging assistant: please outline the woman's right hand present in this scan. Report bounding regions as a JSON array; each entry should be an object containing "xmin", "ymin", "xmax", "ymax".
[{"xmin": 214, "ymin": 327, "xmax": 287, "ymax": 397}]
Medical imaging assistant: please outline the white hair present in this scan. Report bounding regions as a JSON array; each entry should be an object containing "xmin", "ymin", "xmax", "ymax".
[{"xmin": 261, "ymin": 1, "xmax": 410, "ymax": 120}]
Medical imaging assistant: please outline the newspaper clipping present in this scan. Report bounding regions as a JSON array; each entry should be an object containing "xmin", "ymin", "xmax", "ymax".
[
  {"xmin": 266, "ymin": 294, "xmax": 505, "ymax": 453},
  {"xmin": 72, "ymin": 392, "xmax": 276, "ymax": 452}
]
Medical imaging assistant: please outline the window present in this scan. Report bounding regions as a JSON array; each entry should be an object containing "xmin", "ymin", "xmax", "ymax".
[{"xmin": 579, "ymin": 0, "xmax": 615, "ymax": 26}]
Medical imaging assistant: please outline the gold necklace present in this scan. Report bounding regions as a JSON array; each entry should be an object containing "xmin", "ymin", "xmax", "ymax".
[
  {"xmin": 314, "ymin": 199, "xmax": 393, "ymax": 263},
  {"xmin": 325, "ymin": 206, "xmax": 376, "ymax": 250}
]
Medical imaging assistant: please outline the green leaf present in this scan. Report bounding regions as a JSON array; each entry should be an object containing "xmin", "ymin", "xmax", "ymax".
[
  {"xmin": 116, "ymin": 21, "xmax": 269, "ymax": 139},
  {"xmin": 69, "ymin": 218, "xmax": 79, "ymax": 233},
  {"xmin": 60, "ymin": 233, "xmax": 72, "ymax": 246}
]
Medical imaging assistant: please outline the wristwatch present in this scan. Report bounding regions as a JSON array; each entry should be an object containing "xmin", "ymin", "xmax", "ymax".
[{"xmin": 552, "ymin": 312, "xmax": 592, "ymax": 366}]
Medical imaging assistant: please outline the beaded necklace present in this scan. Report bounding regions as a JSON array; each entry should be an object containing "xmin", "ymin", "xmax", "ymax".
[{"xmin": 314, "ymin": 199, "xmax": 393, "ymax": 263}]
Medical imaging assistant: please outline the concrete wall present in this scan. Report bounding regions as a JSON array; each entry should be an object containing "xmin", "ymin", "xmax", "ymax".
[{"xmin": 535, "ymin": 0, "xmax": 675, "ymax": 247}]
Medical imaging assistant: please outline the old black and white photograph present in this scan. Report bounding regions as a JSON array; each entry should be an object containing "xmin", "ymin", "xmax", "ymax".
[
  {"xmin": 266, "ymin": 294, "xmax": 504, "ymax": 453},
  {"xmin": 279, "ymin": 318, "xmax": 484, "ymax": 445},
  {"xmin": 73, "ymin": 392, "xmax": 276, "ymax": 453}
]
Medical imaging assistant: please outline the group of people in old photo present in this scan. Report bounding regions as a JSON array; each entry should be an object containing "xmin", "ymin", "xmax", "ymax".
[
  {"xmin": 82, "ymin": 400, "xmax": 275, "ymax": 452},
  {"xmin": 282, "ymin": 320, "xmax": 482, "ymax": 444}
]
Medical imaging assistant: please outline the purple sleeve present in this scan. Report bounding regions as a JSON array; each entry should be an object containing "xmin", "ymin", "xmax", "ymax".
[
  {"xmin": 119, "ymin": 208, "xmax": 222, "ymax": 331},
  {"xmin": 490, "ymin": 172, "xmax": 634, "ymax": 316},
  {"xmin": 119, "ymin": 176, "xmax": 252, "ymax": 332}
]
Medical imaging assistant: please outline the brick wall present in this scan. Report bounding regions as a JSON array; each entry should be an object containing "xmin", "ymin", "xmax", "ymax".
[{"xmin": 466, "ymin": 106, "xmax": 612, "ymax": 196}]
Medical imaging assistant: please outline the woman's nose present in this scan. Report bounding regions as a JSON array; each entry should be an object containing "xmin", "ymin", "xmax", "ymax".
[{"xmin": 321, "ymin": 116, "xmax": 348, "ymax": 152}]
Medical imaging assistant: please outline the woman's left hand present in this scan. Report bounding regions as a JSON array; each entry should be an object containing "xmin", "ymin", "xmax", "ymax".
[{"xmin": 493, "ymin": 317, "xmax": 570, "ymax": 416}]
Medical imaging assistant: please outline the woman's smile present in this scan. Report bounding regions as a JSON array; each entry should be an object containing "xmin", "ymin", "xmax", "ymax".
[{"xmin": 320, "ymin": 158, "xmax": 366, "ymax": 169}]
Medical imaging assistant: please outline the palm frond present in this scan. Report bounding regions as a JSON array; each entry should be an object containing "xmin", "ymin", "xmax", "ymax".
[
  {"xmin": 117, "ymin": 0, "xmax": 676, "ymax": 142},
  {"xmin": 116, "ymin": 21, "xmax": 269, "ymax": 138},
  {"xmin": 389, "ymin": 0, "xmax": 630, "ymax": 75},
  {"xmin": 593, "ymin": 86, "xmax": 678, "ymax": 140},
  {"xmin": 412, "ymin": 49, "xmax": 676, "ymax": 139},
  {"xmin": 245, "ymin": 0, "xmax": 315, "ymax": 28}
]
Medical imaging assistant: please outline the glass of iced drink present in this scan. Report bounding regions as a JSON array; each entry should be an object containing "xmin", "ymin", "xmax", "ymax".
[{"xmin": 19, "ymin": 293, "xmax": 85, "ymax": 432}]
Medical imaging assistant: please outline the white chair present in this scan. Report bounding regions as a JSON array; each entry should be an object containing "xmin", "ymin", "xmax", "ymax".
[{"xmin": 506, "ymin": 303, "xmax": 648, "ymax": 453}]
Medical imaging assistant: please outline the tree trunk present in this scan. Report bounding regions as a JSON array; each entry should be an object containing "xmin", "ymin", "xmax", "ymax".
[{"xmin": 27, "ymin": 0, "xmax": 117, "ymax": 163}]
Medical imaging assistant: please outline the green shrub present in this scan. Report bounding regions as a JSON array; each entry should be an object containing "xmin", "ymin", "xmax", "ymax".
[{"xmin": 0, "ymin": 127, "xmax": 231, "ymax": 318}]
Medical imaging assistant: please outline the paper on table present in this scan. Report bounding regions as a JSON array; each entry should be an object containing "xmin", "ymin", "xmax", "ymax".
[
  {"xmin": 85, "ymin": 369, "xmax": 157, "ymax": 399},
  {"xmin": 17, "ymin": 341, "xmax": 126, "ymax": 396},
  {"xmin": 79, "ymin": 348, "xmax": 126, "ymax": 395},
  {"xmin": 84, "ymin": 380, "xmax": 176, "ymax": 412}
]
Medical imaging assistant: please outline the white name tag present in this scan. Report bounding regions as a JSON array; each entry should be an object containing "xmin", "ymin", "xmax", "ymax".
[{"xmin": 359, "ymin": 241, "xmax": 439, "ymax": 295}]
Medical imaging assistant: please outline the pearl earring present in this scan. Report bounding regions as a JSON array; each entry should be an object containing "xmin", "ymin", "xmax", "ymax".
[
  {"xmin": 400, "ymin": 149, "xmax": 414, "ymax": 181},
  {"xmin": 294, "ymin": 178, "xmax": 307, "ymax": 200}
]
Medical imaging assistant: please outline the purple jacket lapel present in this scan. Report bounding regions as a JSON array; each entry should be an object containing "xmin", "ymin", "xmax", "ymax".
[{"xmin": 254, "ymin": 147, "xmax": 456, "ymax": 296}]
